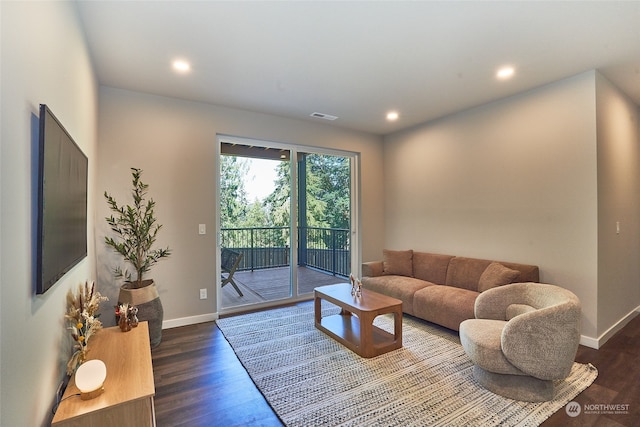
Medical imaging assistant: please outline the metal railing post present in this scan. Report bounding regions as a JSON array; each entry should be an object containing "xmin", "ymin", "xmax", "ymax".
[
  {"xmin": 332, "ymin": 229, "xmax": 336, "ymax": 275},
  {"xmin": 221, "ymin": 226, "xmax": 348, "ymax": 276},
  {"xmin": 250, "ymin": 228, "xmax": 255, "ymax": 271}
]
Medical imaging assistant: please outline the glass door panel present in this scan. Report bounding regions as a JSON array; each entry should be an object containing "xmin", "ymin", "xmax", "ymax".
[
  {"xmin": 296, "ymin": 152, "xmax": 352, "ymax": 295},
  {"xmin": 219, "ymin": 142, "xmax": 292, "ymax": 309}
]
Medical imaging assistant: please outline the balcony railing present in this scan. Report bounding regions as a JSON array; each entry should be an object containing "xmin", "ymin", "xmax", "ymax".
[{"xmin": 221, "ymin": 226, "xmax": 350, "ymax": 277}]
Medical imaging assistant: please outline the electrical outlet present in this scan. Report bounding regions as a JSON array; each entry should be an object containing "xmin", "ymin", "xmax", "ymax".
[{"xmin": 199, "ymin": 288, "xmax": 207, "ymax": 299}]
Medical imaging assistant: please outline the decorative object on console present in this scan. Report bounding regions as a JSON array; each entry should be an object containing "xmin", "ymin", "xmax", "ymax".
[
  {"xmin": 104, "ymin": 167, "xmax": 171, "ymax": 348},
  {"xmin": 129, "ymin": 305, "xmax": 139, "ymax": 327},
  {"xmin": 64, "ymin": 281, "xmax": 108, "ymax": 375},
  {"xmin": 75, "ymin": 359, "xmax": 107, "ymax": 400},
  {"xmin": 115, "ymin": 303, "xmax": 139, "ymax": 332},
  {"xmin": 117, "ymin": 303, "xmax": 132, "ymax": 332}
]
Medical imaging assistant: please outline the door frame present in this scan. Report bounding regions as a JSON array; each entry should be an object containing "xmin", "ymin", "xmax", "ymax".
[{"xmin": 215, "ymin": 134, "xmax": 361, "ymax": 315}]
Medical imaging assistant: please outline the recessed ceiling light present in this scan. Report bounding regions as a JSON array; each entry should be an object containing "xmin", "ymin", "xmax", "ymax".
[
  {"xmin": 172, "ymin": 60, "xmax": 191, "ymax": 73},
  {"xmin": 496, "ymin": 66, "xmax": 515, "ymax": 80},
  {"xmin": 386, "ymin": 111, "xmax": 399, "ymax": 121}
]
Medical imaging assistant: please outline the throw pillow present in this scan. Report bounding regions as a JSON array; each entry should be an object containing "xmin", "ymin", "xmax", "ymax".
[
  {"xmin": 478, "ymin": 262, "xmax": 520, "ymax": 292},
  {"xmin": 383, "ymin": 249, "xmax": 413, "ymax": 277}
]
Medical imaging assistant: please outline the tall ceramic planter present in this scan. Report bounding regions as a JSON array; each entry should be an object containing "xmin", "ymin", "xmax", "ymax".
[{"xmin": 118, "ymin": 279, "xmax": 163, "ymax": 348}]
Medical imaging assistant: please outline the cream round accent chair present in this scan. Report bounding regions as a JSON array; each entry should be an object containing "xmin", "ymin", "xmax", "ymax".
[{"xmin": 459, "ymin": 282, "xmax": 581, "ymax": 402}]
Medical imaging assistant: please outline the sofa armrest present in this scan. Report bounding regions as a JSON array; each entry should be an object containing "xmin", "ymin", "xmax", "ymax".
[{"xmin": 362, "ymin": 261, "xmax": 384, "ymax": 277}]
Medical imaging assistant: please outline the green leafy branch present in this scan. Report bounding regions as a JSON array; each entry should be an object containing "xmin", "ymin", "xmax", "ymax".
[{"xmin": 104, "ymin": 168, "xmax": 171, "ymax": 288}]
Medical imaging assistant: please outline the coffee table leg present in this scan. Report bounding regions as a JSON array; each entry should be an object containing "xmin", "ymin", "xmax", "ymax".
[
  {"xmin": 394, "ymin": 310, "xmax": 403, "ymax": 346},
  {"xmin": 314, "ymin": 293, "xmax": 322, "ymax": 324},
  {"xmin": 360, "ymin": 312, "xmax": 374, "ymax": 358}
]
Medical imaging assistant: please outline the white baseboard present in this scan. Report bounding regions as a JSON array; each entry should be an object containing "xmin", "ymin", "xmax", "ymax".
[
  {"xmin": 579, "ymin": 335, "xmax": 599, "ymax": 349},
  {"xmin": 579, "ymin": 306, "xmax": 640, "ymax": 349},
  {"xmin": 162, "ymin": 312, "xmax": 219, "ymax": 329}
]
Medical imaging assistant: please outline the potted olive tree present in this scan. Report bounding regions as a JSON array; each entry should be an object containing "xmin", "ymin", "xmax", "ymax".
[{"xmin": 104, "ymin": 167, "xmax": 171, "ymax": 348}]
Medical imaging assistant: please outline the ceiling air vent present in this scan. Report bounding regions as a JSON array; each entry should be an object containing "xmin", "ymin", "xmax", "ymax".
[{"xmin": 310, "ymin": 112, "xmax": 338, "ymax": 121}]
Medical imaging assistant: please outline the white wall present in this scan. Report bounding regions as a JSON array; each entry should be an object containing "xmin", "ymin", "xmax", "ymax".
[
  {"xmin": 0, "ymin": 2, "xmax": 98, "ymax": 426},
  {"xmin": 595, "ymin": 72, "xmax": 640, "ymax": 339},
  {"xmin": 383, "ymin": 72, "xmax": 601, "ymax": 340},
  {"xmin": 96, "ymin": 87, "xmax": 384, "ymax": 325}
]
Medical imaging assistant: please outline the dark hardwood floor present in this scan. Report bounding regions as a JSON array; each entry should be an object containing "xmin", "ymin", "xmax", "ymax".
[
  {"xmin": 543, "ymin": 314, "xmax": 640, "ymax": 427},
  {"xmin": 152, "ymin": 321, "xmax": 282, "ymax": 427},
  {"xmin": 152, "ymin": 309, "xmax": 640, "ymax": 427}
]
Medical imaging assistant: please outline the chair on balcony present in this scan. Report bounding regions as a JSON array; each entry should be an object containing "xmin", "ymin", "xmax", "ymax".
[{"xmin": 221, "ymin": 248, "xmax": 244, "ymax": 297}]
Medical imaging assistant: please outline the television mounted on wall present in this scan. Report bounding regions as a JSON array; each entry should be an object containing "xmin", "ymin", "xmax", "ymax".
[{"xmin": 36, "ymin": 104, "xmax": 88, "ymax": 294}]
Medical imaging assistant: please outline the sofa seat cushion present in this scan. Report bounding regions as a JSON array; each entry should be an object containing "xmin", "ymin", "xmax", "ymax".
[
  {"xmin": 361, "ymin": 275, "xmax": 433, "ymax": 316},
  {"xmin": 413, "ymin": 285, "xmax": 478, "ymax": 331},
  {"xmin": 459, "ymin": 319, "xmax": 526, "ymax": 376}
]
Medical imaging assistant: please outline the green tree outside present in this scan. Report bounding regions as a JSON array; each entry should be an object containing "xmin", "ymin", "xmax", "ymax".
[{"xmin": 220, "ymin": 152, "xmax": 350, "ymax": 249}]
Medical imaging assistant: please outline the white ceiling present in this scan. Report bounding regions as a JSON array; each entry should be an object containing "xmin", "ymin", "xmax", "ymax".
[{"xmin": 75, "ymin": 1, "xmax": 640, "ymax": 136}]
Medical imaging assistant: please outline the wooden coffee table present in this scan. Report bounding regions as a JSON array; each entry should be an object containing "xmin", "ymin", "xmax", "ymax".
[{"xmin": 314, "ymin": 283, "xmax": 402, "ymax": 358}]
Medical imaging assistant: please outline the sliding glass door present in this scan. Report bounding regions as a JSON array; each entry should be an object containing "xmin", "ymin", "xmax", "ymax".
[
  {"xmin": 217, "ymin": 136, "xmax": 357, "ymax": 313},
  {"xmin": 295, "ymin": 151, "xmax": 352, "ymax": 296}
]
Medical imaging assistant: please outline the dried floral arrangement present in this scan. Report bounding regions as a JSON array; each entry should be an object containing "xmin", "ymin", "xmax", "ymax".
[{"xmin": 65, "ymin": 281, "xmax": 108, "ymax": 375}]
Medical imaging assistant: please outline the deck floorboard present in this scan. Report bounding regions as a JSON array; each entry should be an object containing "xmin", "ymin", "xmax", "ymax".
[{"xmin": 221, "ymin": 266, "xmax": 347, "ymax": 309}]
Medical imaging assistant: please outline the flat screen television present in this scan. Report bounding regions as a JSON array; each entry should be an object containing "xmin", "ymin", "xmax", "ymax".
[{"xmin": 36, "ymin": 104, "xmax": 88, "ymax": 294}]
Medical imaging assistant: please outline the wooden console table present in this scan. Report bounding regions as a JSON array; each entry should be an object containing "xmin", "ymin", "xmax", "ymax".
[{"xmin": 52, "ymin": 322, "xmax": 156, "ymax": 427}]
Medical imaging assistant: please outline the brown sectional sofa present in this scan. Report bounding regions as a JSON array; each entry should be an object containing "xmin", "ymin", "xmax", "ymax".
[{"xmin": 361, "ymin": 250, "xmax": 539, "ymax": 331}]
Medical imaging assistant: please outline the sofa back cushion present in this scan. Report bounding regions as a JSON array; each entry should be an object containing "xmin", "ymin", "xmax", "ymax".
[
  {"xmin": 413, "ymin": 252, "xmax": 454, "ymax": 284},
  {"xmin": 446, "ymin": 256, "xmax": 540, "ymax": 292},
  {"xmin": 383, "ymin": 249, "xmax": 413, "ymax": 276},
  {"xmin": 445, "ymin": 257, "xmax": 492, "ymax": 291}
]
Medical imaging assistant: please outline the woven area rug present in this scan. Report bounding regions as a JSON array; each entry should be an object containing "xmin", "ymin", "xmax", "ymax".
[{"xmin": 216, "ymin": 302, "xmax": 597, "ymax": 427}]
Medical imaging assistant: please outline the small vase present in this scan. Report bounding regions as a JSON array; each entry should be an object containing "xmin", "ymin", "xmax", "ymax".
[{"xmin": 119, "ymin": 315, "xmax": 131, "ymax": 332}]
